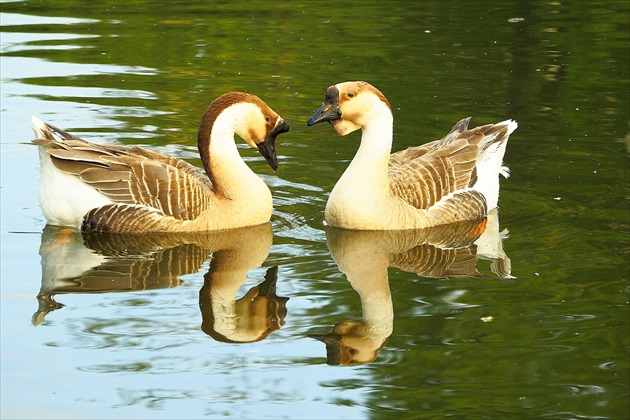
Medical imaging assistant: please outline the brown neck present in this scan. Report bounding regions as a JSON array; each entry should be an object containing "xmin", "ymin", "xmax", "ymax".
[
  {"xmin": 197, "ymin": 106, "xmax": 216, "ymax": 181},
  {"xmin": 196, "ymin": 92, "xmax": 258, "ymax": 182}
]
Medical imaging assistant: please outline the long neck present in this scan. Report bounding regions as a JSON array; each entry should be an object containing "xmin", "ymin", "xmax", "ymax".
[
  {"xmin": 354, "ymin": 269, "xmax": 393, "ymax": 334},
  {"xmin": 340, "ymin": 104, "xmax": 394, "ymax": 192},
  {"xmin": 334, "ymin": 236, "xmax": 394, "ymax": 335},
  {"xmin": 198, "ymin": 105, "xmax": 264, "ymax": 199}
]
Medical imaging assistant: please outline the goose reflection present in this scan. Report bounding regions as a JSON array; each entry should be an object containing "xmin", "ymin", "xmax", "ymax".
[
  {"xmin": 35, "ymin": 224, "xmax": 287, "ymax": 343},
  {"xmin": 198, "ymin": 229, "xmax": 288, "ymax": 343},
  {"xmin": 311, "ymin": 209, "xmax": 513, "ymax": 366}
]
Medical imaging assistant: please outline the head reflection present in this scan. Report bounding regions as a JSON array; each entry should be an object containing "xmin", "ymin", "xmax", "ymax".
[{"xmin": 200, "ymin": 266, "xmax": 288, "ymax": 343}]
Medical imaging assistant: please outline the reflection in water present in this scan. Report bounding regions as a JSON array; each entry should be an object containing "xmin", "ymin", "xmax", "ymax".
[
  {"xmin": 311, "ymin": 209, "xmax": 513, "ymax": 366},
  {"xmin": 35, "ymin": 224, "xmax": 287, "ymax": 343},
  {"xmin": 200, "ymin": 266, "xmax": 288, "ymax": 343}
]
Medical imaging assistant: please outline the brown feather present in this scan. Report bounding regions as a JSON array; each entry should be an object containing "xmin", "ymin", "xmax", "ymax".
[
  {"xmin": 82, "ymin": 204, "xmax": 163, "ymax": 233},
  {"xmin": 391, "ymin": 245, "xmax": 481, "ymax": 278},
  {"xmin": 36, "ymin": 132, "xmax": 214, "ymax": 222},
  {"xmin": 387, "ymin": 118, "xmax": 511, "ymax": 216}
]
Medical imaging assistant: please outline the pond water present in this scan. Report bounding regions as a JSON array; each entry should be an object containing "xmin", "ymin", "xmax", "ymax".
[{"xmin": 1, "ymin": 1, "xmax": 628, "ymax": 418}]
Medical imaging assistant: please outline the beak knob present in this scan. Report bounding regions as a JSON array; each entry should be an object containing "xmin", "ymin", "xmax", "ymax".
[{"xmin": 307, "ymin": 86, "xmax": 341, "ymax": 126}]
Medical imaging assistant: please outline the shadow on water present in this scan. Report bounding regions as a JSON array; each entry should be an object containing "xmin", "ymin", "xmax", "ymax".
[
  {"xmin": 310, "ymin": 209, "xmax": 513, "ymax": 366},
  {"xmin": 35, "ymin": 223, "xmax": 288, "ymax": 343}
]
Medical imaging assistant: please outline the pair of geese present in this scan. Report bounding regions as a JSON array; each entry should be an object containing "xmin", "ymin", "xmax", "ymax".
[{"xmin": 33, "ymin": 81, "xmax": 517, "ymax": 233}]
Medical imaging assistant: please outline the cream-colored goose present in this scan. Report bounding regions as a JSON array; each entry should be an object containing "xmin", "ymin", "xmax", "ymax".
[
  {"xmin": 33, "ymin": 92, "xmax": 290, "ymax": 233},
  {"xmin": 307, "ymin": 81, "xmax": 517, "ymax": 230}
]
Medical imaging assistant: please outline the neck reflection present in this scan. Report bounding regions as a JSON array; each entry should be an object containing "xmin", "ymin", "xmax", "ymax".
[
  {"xmin": 312, "ymin": 209, "xmax": 512, "ymax": 366},
  {"xmin": 35, "ymin": 224, "xmax": 287, "ymax": 344}
]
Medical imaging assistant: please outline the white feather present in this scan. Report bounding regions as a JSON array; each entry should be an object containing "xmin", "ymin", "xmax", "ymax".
[
  {"xmin": 472, "ymin": 120, "xmax": 517, "ymax": 210},
  {"xmin": 36, "ymin": 143, "xmax": 112, "ymax": 228}
]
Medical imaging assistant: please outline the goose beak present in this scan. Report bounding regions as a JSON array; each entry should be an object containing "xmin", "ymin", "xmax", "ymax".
[
  {"xmin": 307, "ymin": 86, "xmax": 341, "ymax": 126},
  {"xmin": 258, "ymin": 120, "xmax": 290, "ymax": 171}
]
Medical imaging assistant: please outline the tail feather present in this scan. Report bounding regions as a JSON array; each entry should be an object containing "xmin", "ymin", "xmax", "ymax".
[
  {"xmin": 31, "ymin": 116, "xmax": 80, "ymax": 142},
  {"xmin": 472, "ymin": 120, "xmax": 517, "ymax": 210},
  {"xmin": 499, "ymin": 119, "xmax": 518, "ymax": 136}
]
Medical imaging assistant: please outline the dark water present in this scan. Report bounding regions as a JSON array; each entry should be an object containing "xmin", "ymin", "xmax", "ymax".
[{"xmin": 1, "ymin": 1, "xmax": 628, "ymax": 418}]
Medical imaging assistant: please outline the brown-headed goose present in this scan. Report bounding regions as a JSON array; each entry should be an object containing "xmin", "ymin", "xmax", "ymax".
[
  {"xmin": 33, "ymin": 92, "xmax": 290, "ymax": 233},
  {"xmin": 307, "ymin": 81, "xmax": 517, "ymax": 230}
]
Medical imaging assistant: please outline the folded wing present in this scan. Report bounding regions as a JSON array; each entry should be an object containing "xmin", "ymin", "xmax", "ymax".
[{"xmin": 33, "ymin": 137, "xmax": 214, "ymax": 222}]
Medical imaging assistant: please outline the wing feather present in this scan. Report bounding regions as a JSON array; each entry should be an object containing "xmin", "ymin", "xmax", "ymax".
[
  {"xmin": 388, "ymin": 118, "xmax": 511, "ymax": 213},
  {"xmin": 35, "ymin": 137, "xmax": 214, "ymax": 221},
  {"xmin": 82, "ymin": 204, "xmax": 164, "ymax": 233}
]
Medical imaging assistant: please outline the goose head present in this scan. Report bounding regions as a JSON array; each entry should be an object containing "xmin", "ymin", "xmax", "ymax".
[
  {"xmin": 199, "ymin": 92, "xmax": 290, "ymax": 171},
  {"xmin": 307, "ymin": 81, "xmax": 392, "ymax": 136}
]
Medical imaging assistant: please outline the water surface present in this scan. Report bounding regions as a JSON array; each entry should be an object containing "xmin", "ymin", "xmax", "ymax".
[{"xmin": 1, "ymin": 1, "xmax": 628, "ymax": 418}]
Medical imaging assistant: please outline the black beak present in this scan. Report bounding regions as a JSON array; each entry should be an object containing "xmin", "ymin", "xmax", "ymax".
[
  {"xmin": 258, "ymin": 120, "xmax": 290, "ymax": 171},
  {"xmin": 308, "ymin": 332, "xmax": 342, "ymax": 366},
  {"xmin": 307, "ymin": 86, "xmax": 341, "ymax": 126}
]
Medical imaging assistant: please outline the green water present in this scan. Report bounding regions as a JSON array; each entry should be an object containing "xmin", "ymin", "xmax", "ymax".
[{"xmin": 1, "ymin": 1, "xmax": 628, "ymax": 418}]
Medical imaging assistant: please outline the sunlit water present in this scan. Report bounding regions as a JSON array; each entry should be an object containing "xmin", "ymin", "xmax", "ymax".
[{"xmin": 1, "ymin": 1, "xmax": 628, "ymax": 419}]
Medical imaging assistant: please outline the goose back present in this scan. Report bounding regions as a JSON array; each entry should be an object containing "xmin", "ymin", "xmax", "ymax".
[
  {"xmin": 387, "ymin": 118, "xmax": 511, "ymax": 214},
  {"xmin": 34, "ymin": 136, "xmax": 214, "ymax": 228}
]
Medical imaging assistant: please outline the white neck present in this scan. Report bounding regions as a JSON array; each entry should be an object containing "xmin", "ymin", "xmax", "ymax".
[
  {"xmin": 355, "ymin": 270, "xmax": 394, "ymax": 336},
  {"xmin": 208, "ymin": 104, "xmax": 267, "ymax": 199},
  {"xmin": 341, "ymin": 252, "xmax": 394, "ymax": 337},
  {"xmin": 340, "ymin": 104, "xmax": 393, "ymax": 191},
  {"xmin": 326, "ymin": 103, "xmax": 394, "ymax": 229}
]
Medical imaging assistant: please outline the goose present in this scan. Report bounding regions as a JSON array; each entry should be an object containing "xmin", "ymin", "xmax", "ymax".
[
  {"xmin": 32, "ymin": 92, "xmax": 290, "ymax": 233},
  {"xmin": 307, "ymin": 81, "xmax": 517, "ymax": 230}
]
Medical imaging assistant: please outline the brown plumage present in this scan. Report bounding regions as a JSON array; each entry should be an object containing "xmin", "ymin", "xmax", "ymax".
[
  {"xmin": 33, "ymin": 138, "xmax": 213, "ymax": 222},
  {"xmin": 387, "ymin": 120, "xmax": 515, "ymax": 223}
]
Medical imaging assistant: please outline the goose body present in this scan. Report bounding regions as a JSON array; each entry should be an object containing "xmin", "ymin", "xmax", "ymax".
[
  {"xmin": 307, "ymin": 81, "xmax": 517, "ymax": 230},
  {"xmin": 33, "ymin": 92, "xmax": 290, "ymax": 233}
]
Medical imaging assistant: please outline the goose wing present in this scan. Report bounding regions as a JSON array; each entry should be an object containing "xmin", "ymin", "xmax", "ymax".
[
  {"xmin": 388, "ymin": 118, "xmax": 509, "ymax": 218},
  {"xmin": 388, "ymin": 117, "xmax": 472, "ymax": 169},
  {"xmin": 33, "ymin": 136, "xmax": 214, "ymax": 221}
]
